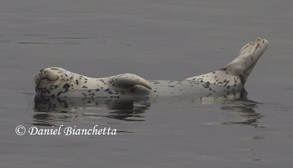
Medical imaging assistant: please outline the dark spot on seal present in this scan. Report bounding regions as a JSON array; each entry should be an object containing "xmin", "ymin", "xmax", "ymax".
[
  {"xmin": 75, "ymin": 80, "xmax": 79, "ymax": 85},
  {"xmin": 130, "ymin": 88, "xmax": 136, "ymax": 94},
  {"xmin": 49, "ymin": 85, "xmax": 58, "ymax": 90},
  {"xmin": 63, "ymin": 83, "xmax": 70, "ymax": 88},
  {"xmin": 239, "ymin": 75, "xmax": 245, "ymax": 85},
  {"xmin": 82, "ymin": 86, "xmax": 88, "ymax": 89},
  {"xmin": 95, "ymin": 89, "xmax": 100, "ymax": 91},
  {"xmin": 202, "ymin": 82, "xmax": 210, "ymax": 88}
]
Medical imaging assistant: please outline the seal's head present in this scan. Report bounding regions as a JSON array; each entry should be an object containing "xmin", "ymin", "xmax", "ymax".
[{"xmin": 35, "ymin": 67, "xmax": 73, "ymax": 96}]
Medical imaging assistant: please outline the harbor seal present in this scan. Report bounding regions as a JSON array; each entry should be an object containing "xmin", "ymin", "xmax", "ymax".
[{"xmin": 34, "ymin": 37, "xmax": 268, "ymax": 99}]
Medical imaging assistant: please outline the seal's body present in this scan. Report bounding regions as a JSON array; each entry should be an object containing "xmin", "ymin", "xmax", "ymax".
[{"xmin": 35, "ymin": 37, "xmax": 268, "ymax": 99}]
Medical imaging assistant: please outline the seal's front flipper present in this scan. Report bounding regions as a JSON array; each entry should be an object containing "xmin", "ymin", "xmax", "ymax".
[{"xmin": 109, "ymin": 73, "xmax": 152, "ymax": 90}]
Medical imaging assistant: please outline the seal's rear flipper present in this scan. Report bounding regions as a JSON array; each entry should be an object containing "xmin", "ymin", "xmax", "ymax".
[
  {"xmin": 109, "ymin": 73, "xmax": 152, "ymax": 90},
  {"xmin": 224, "ymin": 37, "xmax": 268, "ymax": 83},
  {"xmin": 186, "ymin": 37, "xmax": 268, "ymax": 86}
]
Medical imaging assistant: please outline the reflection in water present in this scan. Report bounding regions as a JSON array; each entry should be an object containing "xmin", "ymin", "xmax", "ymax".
[
  {"xmin": 221, "ymin": 98, "xmax": 263, "ymax": 128},
  {"xmin": 196, "ymin": 90, "xmax": 263, "ymax": 128},
  {"xmin": 33, "ymin": 97, "xmax": 151, "ymax": 126},
  {"xmin": 33, "ymin": 89, "xmax": 263, "ymax": 128},
  {"xmin": 219, "ymin": 90, "xmax": 263, "ymax": 128}
]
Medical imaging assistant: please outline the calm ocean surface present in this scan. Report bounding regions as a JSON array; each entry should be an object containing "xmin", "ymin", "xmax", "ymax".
[{"xmin": 1, "ymin": 0, "xmax": 293, "ymax": 167}]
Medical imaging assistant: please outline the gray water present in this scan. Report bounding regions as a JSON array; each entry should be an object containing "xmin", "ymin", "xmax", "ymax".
[{"xmin": 1, "ymin": 0, "xmax": 293, "ymax": 167}]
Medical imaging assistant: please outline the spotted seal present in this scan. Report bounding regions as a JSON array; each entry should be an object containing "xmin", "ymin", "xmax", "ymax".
[{"xmin": 35, "ymin": 37, "xmax": 268, "ymax": 99}]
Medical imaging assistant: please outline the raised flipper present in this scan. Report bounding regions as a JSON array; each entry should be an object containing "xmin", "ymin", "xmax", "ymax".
[
  {"xmin": 224, "ymin": 37, "xmax": 268, "ymax": 83},
  {"xmin": 108, "ymin": 73, "xmax": 152, "ymax": 90},
  {"xmin": 186, "ymin": 37, "xmax": 268, "ymax": 86}
]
